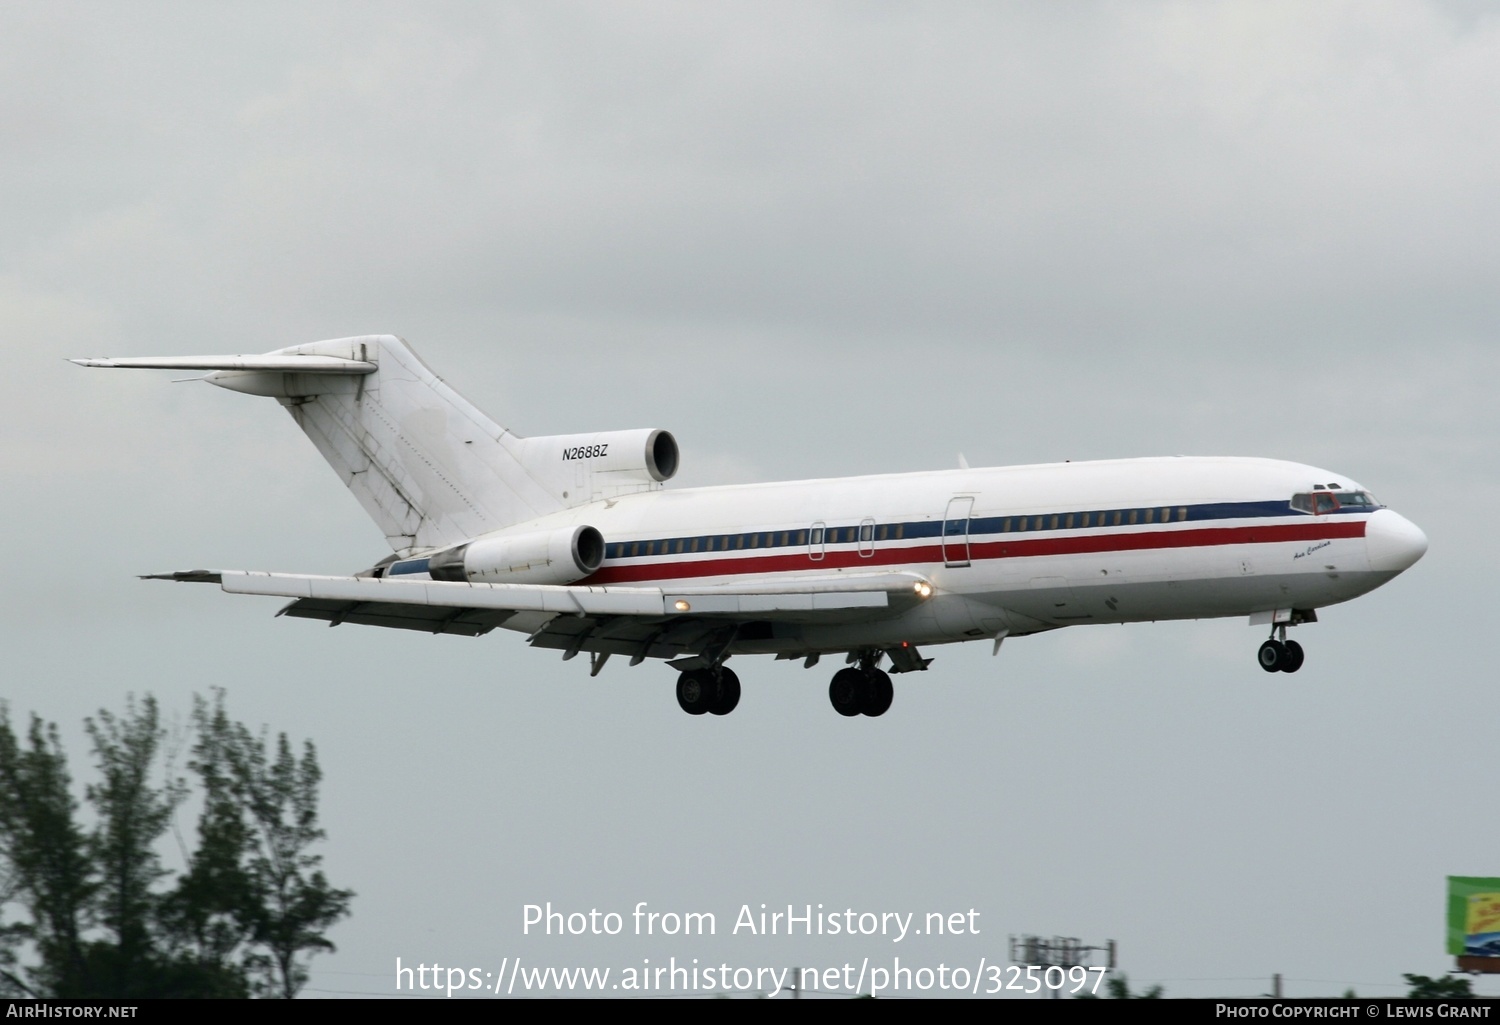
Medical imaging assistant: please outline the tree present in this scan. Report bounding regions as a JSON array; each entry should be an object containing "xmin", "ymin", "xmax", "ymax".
[
  {"xmin": 158, "ymin": 698, "xmax": 258, "ymax": 994},
  {"xmin": 81, "ymin": 696, "xmax": 189, "ymax": 996},
  {"xmin": 0, "ymin": 694, "xmax": 352, "ymax": 998},
  {"xmin": 0, "ymin": 712, "xmax": 94, "ymax": 996},
  {"xmin": 1403, "ymin": 973, "xmax": 1474, "ymax": 999},
  {"xmin": 194, "ymin": 693, "xmax": 353, "ymax": 999},
  {"xmin": 0, "ymin": 882, "xmax": 26, "ymax": 998}
]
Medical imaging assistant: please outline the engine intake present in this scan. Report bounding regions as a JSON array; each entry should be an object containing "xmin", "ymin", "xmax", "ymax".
[{"xmin": 644, "ymin": 429, "xmax": 679, "ymax": 482}]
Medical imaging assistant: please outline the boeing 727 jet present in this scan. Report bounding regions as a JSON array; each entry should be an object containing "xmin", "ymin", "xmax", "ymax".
[{"xmin": 73, "ymin": 335, "xmax": 1428, "ymax": 717}]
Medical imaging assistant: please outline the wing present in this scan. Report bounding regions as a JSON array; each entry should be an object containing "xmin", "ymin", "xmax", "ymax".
[
  {"xmin": 150, "ymin": 569, "xmax": 932, "ymax": 664},
  {"xmin": 70, "ymin": 355, "xmax": 377, "ymax": 373}
]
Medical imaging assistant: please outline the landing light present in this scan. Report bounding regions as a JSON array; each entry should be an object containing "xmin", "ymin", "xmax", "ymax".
[
  {"xmin": 914, "ymin": 582, "xmax": 933, "ymax": 598},
  {"xmin": 674, "ymin": 599, "xmax": 691, "ymax": 612}
]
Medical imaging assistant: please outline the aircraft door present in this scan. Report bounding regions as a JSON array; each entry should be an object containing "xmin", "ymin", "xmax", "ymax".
[
  {"xmin": 808, "ymin": 521, "xmax": 826, "ymax": 561},
  {"xmin": 942, "ymin": 497, "xmax": 974, "ymax": 568}
]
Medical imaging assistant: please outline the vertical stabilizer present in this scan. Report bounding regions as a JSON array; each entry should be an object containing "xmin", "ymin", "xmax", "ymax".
[{"xmin": 202, "ymin": 335, "xmax": 564, "ymax": 553}]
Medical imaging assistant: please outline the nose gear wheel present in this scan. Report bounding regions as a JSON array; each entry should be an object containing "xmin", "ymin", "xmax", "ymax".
[{"xmin": 1257, "ymin": 628, "xmax": 1306, "ymax": 674}]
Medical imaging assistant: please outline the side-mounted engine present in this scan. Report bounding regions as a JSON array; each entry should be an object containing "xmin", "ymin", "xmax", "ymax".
[{"xmin": 425, "ymin": 524, "xmax": 605, "ymax": 585}]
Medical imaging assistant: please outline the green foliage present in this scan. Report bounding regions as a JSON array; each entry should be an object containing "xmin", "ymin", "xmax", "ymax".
[
  {"xmin": 0, "ymin": 713, "xmax": 94, "ymax": 997},
  {"xmin": 83, "ymin": 696, "xmax": 187, "ymax": 995},
  {"xmin": 1075, "ymin": 972, "xmax": 1164, "ymax": 999},
  {"xmin": 194, "ymin": 694, "xmax": 352, "ymax": 999},
  {"xmin": 1403, "ymin": 973, "xmax": 1474, "ymax": 999},
  {"xmin": 0, "ymin": 693, "xmax": 352, "ymax": 998}
]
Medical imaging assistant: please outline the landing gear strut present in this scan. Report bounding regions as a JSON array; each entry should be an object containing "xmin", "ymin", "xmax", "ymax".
[
  {"xmin": 676, "ymin": 666, "xmax": 741, "ymax": 715},
  {"xmin": 828, "ymin": 656, "xmax": 894, "ymax": 717},
  {"xmin": 1257, "ymin": 625, "xmax": 1306, "ymax": 674}
]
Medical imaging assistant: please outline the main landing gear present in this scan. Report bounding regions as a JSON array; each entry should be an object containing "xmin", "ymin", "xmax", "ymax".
[
  {"xmin": 1257, "ymin": 626, "xmax": 1306, "ymax": 674},
  {"xmin": 672, "ymin": 650, "xmax": 907, "ymax": 717},
  {"xmin": 676, "ymin": 666, "xmax": 741, "ymax": 715},
  {"xmin": 828, "ymin": 660, "xmax": 894, "ymax": 718}
]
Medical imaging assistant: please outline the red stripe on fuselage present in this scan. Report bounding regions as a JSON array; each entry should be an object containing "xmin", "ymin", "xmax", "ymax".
[{"xmin": 581, "ymin": 519, "xmax": 1367, "ymax": 586}]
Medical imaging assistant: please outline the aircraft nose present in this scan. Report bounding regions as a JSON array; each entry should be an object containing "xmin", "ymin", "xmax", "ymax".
[{"xmin": 1366, "ymin": 508, "xmax": 1428, "ymax": 574}]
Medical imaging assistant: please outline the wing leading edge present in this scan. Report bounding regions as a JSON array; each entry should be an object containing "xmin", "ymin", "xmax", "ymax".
[{"xmin": 69, "ymin": 355, "xmax": 377, "ymax": 373}]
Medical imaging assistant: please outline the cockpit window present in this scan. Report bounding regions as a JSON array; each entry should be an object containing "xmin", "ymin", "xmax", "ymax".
[{"xmin": 1290, "ymin": 490, "xmax": 1379, "ymax": 514}]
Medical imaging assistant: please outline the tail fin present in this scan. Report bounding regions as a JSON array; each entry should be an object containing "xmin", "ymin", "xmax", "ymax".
[{"xmin": 75, "ymin": 336, "xmax": 569, "ymax": 553}]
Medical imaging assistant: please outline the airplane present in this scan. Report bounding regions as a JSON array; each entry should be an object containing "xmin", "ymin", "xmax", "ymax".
[{"xmin": 73, "ymin": 334, "xmax": 1428, "ymax": 718}]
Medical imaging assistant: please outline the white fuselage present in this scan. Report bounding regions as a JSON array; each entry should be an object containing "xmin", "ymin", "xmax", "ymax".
[{"xmin": 481, "ymin": 455, "xmax": 1426, "ymax": 658}]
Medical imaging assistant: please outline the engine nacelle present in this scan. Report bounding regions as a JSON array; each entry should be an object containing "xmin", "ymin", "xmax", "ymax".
[
  {"xmin": 515, "ymin": 428, "xmax": 679, "ymax": 503},
  {"xmin": 428, "ymin": 524, "xmax": 605, "ymax": 585}
]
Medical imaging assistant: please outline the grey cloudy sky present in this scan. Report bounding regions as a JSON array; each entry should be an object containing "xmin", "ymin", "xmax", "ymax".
[{"xmin": 3, "ymin": 0, "xmax": 1497, "ymax": 998}]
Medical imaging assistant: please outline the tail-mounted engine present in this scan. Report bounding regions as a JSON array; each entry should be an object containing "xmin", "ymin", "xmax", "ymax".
[
  {"xmin": 428, "ymin": 524, "xmax": 605, "ymax": 585},
  {"xmin": 515, "ymin": 428, "xmax": 678, "ymax": 504}
]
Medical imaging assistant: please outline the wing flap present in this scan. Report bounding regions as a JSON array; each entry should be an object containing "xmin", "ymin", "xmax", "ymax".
[{"xmin": 277, "ymin": 597, "xmax": 513, "ymax": 636}]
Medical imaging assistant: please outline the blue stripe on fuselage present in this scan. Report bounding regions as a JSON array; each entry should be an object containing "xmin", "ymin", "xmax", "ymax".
[{"xmin": 600, "ymin": 499, "xmax": 1376, "ymax": 561}]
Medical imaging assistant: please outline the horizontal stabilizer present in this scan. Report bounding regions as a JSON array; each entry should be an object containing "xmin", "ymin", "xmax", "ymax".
[{"xmin": 70, "ymin": 355, "xmax": 376, "ymax": 373}]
